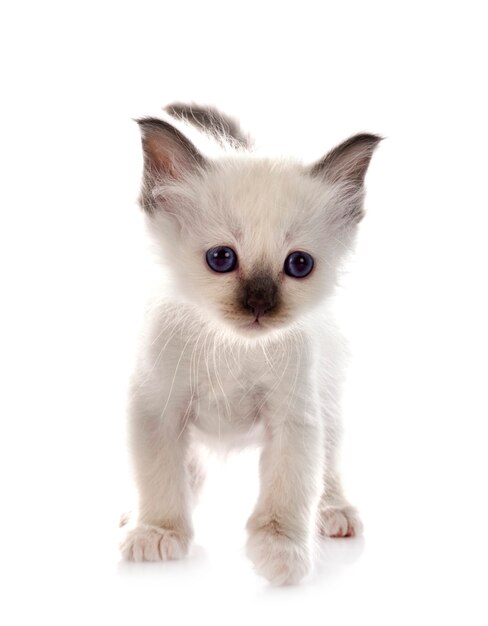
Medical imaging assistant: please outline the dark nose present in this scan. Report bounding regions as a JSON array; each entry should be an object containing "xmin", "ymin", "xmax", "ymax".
[
  {"xmin": 243, "ymin": 275, "xmax": 278, "ymax": 318},
  {"xmin": 246, "ymin": 296, "xmax": 273, "ymax": 318}
]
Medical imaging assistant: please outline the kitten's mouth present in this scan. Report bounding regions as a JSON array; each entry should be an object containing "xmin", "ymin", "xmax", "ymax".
[
  {"xmin": 239, "ymin": 314, "xmax": 265, "ymax": 331},
  {"xmin": 231, "ymin": 313, "xmax": 288, "ymax": 337},
  {"xmin": 226, "ymin": 309, "xmax": 288, "ymax": 336},
  {"xmin": 246, "ymin": 314, "xmax": 273, "ymax": 331}
]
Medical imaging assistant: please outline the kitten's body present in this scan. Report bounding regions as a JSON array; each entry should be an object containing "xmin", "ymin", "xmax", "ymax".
[{"xmin": 120, "ymin": 104, "xmax": 380, "ymax": 584}]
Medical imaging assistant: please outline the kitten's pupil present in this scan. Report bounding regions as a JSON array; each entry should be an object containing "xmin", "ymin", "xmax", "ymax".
[
  {"xmin": 206, "ymin": 246, "xmax": 237, "ymax": 273},
  {"xmin": 284, "ymin": 251, "xmax": 314, "ymax": 278}
]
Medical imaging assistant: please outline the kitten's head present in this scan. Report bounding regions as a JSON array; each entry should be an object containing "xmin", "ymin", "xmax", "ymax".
[{"xmin": 136, "ymin": 108, "xmax": 380, "ymax": 339}]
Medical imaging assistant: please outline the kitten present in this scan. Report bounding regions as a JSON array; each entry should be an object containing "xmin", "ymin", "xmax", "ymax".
[{"xmin": 119, "ymin": 103, "xmax": 381, "ymax": 584}]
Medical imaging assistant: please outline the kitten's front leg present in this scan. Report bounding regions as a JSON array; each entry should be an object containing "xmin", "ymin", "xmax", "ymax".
[
  {"xmin": 120, "ymin": 390, "xmax": 194, "ymax": 562},
  {"xmin": 246, "ymin": 413, "xmax": 323, "ymax": 585}
]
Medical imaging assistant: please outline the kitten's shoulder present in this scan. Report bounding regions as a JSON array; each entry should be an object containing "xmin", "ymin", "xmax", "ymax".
[
  {"xmin": 145, "ymin": 299, "xmax": 203, "ymax": 334},
  {"xmin": 304, "ymin": 310, "xmax": 349, "ymax": 365}
]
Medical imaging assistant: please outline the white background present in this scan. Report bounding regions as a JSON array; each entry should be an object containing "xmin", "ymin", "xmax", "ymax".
[{"xmin": 1, "ymin": 1, "xmax": 487, "ymax": 624}]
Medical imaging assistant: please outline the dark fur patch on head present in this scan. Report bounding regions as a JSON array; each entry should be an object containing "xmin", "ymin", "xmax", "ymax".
[{"xmin": 165, "ymin": 102, "xmax": 251, "ymax": 149}]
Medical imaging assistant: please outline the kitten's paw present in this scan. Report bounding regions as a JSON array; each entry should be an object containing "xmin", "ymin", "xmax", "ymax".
[
  {"xmin": 318, "ymin": 504, "xmax": 363, "ymax": 538},
  {"xmin": 246, "ymin": 519, "xmax": 311, "ymax": 585},
  {"xmin": 120, "ymin": 524, "xmax": 191, "ymax": 562}
]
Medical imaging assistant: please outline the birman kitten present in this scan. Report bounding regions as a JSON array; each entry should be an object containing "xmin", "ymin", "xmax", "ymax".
[{"xmin": 120, "ymin": 103, "xmax": 381, "ymax": 584}]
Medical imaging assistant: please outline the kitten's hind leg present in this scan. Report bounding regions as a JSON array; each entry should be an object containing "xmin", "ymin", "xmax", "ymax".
[
  {"xmin": 187, "ymin": 443, "xmax": 208, "ymax": 503},
  {"xmin": 318, "ymin": 407, "xmax": 363, "ymax": 538},
  {"xmin": 318, "ymin": 468, "xmax": 363, "ymax": 538}
]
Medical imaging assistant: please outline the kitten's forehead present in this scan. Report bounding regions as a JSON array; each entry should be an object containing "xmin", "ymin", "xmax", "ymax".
[
  {"xmin": 178, "ymin": 156, "xmax": 341, "ymax": 275},
  {"xmin": 205, "ymin": 158, "xmax": 326, "ymax": 240}
]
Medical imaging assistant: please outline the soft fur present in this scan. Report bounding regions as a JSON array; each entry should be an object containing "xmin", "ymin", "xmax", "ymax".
[{"xmin": 119, "ymin": 103, "xmax": 380, "ymax": 584}]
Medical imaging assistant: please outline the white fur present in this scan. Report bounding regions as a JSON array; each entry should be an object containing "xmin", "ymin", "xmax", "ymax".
[{"xmin": 120, "ymin": 112, "xmax": 372, "ymax": 584}]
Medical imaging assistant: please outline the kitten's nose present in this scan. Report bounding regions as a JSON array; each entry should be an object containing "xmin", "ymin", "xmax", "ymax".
[
  {"xmin": 243, "ymin": 274, "xmax": 278, "ymax": 318},
  {"xmin": 246, "ymin": 297, "xmax": 273, "ymax": 318}
]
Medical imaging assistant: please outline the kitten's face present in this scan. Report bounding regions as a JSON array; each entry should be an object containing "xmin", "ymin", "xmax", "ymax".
[
  {"xmin": 137, "ymin": 113, "xmax": 380, "ymax": 339},
  {"xmin": 149, "ymin": 160, "xmax": 352, "ymax": 338}
]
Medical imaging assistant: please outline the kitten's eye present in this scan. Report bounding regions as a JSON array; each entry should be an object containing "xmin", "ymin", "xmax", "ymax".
[
  {"xmin": 206, "ymin": 246, "xmax": 238, "ymax": 273},
  {"xmin": 284, "ymin": 251, "xmax": 314, "ymax": 278}
]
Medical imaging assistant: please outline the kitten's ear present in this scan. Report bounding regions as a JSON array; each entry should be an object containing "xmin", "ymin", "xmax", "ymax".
[
  {"xmin": 136, "ymin": 117, "xmax": 207, "ymax": 213},
  {"xmin": 311, "ymin": 133, "xmax": 382, "ymax": 185},
  {"xmin": 310, "ymin": 133, "xmax": 382, "ymax": 225}
]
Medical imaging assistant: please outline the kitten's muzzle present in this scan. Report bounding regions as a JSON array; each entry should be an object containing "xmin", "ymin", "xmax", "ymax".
[{"xmin": 242, "ymin": 274, "xmax": 279, "ymax": 319}]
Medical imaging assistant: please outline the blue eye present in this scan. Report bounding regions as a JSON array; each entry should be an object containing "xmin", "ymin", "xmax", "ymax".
[
  {"xmin": 284, "ymin": 251, "xmax": 314, "ymax": 278},
  {"xmin": 206, "ymin": 246, "xmax": 238, "ymax": 273}
]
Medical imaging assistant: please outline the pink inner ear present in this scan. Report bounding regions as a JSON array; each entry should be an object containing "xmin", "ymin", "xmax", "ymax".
[
  {"xmin": 144, "ymin": 135, "xmax": 181, "ymax": 180},
  {"xmin": 138, "ymin": 116, "xmax": 208, "ymax": 183},
  {"xmin": 334, "ymin": 144, "xmax": 373, "ymax": 183},
  {"xmin": 311, "ymin": 134, "xmax": 381, "ymax": 185}
]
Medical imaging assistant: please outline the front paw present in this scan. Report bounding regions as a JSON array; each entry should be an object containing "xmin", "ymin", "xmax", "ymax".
[
  {"xmin": 318, "ymin": 504, "xmax": 363, "ymax": 538},
  {"xmin": 120, "ymin": 524, "xmax": 191, "ymax": 562},
  {"xmin": 246, "ymin": 519, "xmax": 311, "ymax": 585}
]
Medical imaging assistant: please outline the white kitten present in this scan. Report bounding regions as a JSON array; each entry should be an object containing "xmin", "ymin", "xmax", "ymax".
[{"xmin": 119, "ymin": 103, "xmax": 380, "ymax": 584}]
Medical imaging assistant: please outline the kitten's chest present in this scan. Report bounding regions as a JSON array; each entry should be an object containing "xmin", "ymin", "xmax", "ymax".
[{"xmin": 189, "ymin": 346, "xmax": 278, "ymax": 441}]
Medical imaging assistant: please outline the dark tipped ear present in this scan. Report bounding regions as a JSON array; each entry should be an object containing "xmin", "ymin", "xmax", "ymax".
[
  {"xmin": 136, "ymin": 117, "xmax": 207, "ymax": 214},
  {"xmin": 137, "ymin": 117, "xmax": 206, "ymax": 179},
  {"xmin": 310, "ymin": 134, "xmax": 382, "ymax": 228},
  {"xmin": 311, "ymin": 133, "xmax": 382, "ymax": 185}
]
